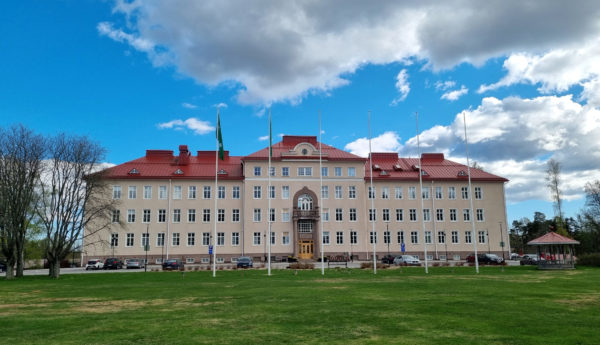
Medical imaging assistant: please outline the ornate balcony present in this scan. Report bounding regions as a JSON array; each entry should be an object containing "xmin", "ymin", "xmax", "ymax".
[{"xmin": 292, "ymin": 207, "xmax": 320, "ymax": 220}]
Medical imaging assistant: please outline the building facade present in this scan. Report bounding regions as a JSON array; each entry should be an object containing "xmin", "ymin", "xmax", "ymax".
[{"xmin": 83, "ymin": 136, "xmax": 509, "ymax": 264}]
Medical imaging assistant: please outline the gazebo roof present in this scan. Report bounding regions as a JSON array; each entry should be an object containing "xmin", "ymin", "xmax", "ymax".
[{"xmin": 527, "ymin": 232, "xmax": 580, "ymax": 246}]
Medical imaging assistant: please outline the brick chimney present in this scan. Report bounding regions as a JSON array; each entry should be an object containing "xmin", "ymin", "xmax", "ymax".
[{"xmin": 178, "ymin": 145, "xmax": 190, "ymax": 165}]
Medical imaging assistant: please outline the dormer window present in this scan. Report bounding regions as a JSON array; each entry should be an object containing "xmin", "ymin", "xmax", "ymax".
[
  {"xmin": 128, "ymin": 168, "xmax": 139, "ymax": 175},
  {"xmin": 393, "ymin": 164, "xmax": 402, "ymax": 171},
  {"xmin": 302, "ymin": 148, "xmax": 308, "ymax": 155},
  {"xmin": 421, "ymin": 170, "xmax": 428, "ymax": 176},
  {"xmin": 173, "ymin": 169, "xmax": 184, "ymax": 175},
  {"xmin": 380, "ymin": 170, "xmax": 388, "ymax": 176},
  {"xmin": 458, "ymin": 170, "xmax": 467, "ymax": 177},
  {"xmin": 218, "ymin": 169, "xmax": 228, "ymax": 175},
  {"xmin": 373, "ymin": 164, "xmax": 381, "ymax": 171}
]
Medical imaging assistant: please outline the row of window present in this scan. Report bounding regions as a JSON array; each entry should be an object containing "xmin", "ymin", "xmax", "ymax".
[
  {"xmin": 112, "ymin": 185, "xmax": 484, "ymax": 201},
  {"xmin": 254, "ymin": 166, "xmax": 357, "ymax": 177},
  {"xmin": 110, "ymin": 229, "xmax": 489, "ymax": 248},
  {"xmin": 112, "ymin": 207, "xmax": 487, "ymax": 224}
]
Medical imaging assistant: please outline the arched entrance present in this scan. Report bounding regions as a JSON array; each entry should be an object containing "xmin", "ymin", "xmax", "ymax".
[{"xmin": 292, "ymin": 187, "xmax": 320, "ymax": 259}]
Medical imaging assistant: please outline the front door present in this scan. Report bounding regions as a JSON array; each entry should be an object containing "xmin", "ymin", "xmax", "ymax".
[{"xmin": 298, "ymin": 240, "xmax": 314, "ymax": 259}]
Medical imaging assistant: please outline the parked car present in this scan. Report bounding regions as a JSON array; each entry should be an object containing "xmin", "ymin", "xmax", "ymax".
[
  {"xmin": 162, "ymin": 259, "xmax": 183, "ymax": 270},
  {"xmin": 520, "ymin": 254, "xmax": 540, "ymax": 265},
  {"xmin": 126, "ymin": 258, "xmax": 145, "ymax": 269},
  {"xmin": 236, "ymin": 256, "xmax": 253, "ymax": 268},
  {"xmin": 467, "ymin": 253, "xmax": 504, "ymax": 264},
  {"xmin": 381, "ymin": 255, "xmax": 396, "ymax": 264},
  {"xmin": 0, "ymin": 260, "xmax": 6, "ymax": 273},
  {"xmin": 103, "ymin": 257, "xmax": 123, "ymax": 269},
  {"xmin": 485, "ymin": 254, "xmax": 505, "ymax": 264},
  {"xmin": 510, "ymin": 253, "xmax": 521, "ymax": 260},
  {"xmin": 394, "ymin": 255, "xmax": 420, "ymax": 265},
  {"xmin": 85, "ymin": 259, "xmax": 104, "ymax": 270}
]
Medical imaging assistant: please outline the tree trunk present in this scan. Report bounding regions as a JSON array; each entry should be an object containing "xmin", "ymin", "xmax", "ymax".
[
  {"xmin": 4, "ymin": 263, "xmax": 15, "ymax": 280},
  {"xmin": 16, "ymin": 247, "xmax": 24, "ymax": 277},
  {"xmin": 48, "ymin": 259, "xmax": 61, "ymax": 279}
]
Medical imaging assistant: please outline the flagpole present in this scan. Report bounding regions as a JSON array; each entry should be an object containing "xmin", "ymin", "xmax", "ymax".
[
  {"xmin": 213, "ymin": 108, "xmax": 219, "ymax": 278},
  {"xmin": 416, "ymin": 112, "xmax": 429, "ymax": 274},
  {"xmin": 267, "ymin": 108, "xmax": 272, "ymax": 276},
  {"xmin": 463, "ymin": 112, "xmax": 480, "ymax": 273},
  {"xmin": 319, "ymin": 110, "xmax": 325, "ymax": 275},
  {"xmin": 368, "ymin": 111, "xmax": 376, "ymax": 275}
]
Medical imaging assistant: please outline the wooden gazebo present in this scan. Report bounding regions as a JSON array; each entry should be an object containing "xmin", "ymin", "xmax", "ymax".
[{"xmin": 527, "ymin": 232, "xmax": 579, "ymax": 269}]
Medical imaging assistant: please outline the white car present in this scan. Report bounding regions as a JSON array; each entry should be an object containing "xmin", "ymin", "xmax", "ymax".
[
  {"xmin": 393, "ymin": 255, "xmax": 420, "ymax": 265},
  {"xmin": 85, "ymin": 259, "xmax": 104, "ymax": 270}
]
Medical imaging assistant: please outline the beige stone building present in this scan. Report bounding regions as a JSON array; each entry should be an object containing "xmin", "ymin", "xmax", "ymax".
[{"xmin": 83, "ymin": 136, "xmax": 509, "ymax": 264}]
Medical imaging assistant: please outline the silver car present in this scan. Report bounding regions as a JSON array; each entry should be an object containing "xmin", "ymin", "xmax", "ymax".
[
  {"xmin": 393, "ymin": 255, "xmax": 421, "ymax": 265},
  {"xmin": 126, "ymin": 258, "xmax": 145, "ymax": 269}
]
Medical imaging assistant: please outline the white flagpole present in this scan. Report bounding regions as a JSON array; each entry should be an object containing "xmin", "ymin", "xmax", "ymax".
[
  {"xmin": 368, "ymin": 111, "xmax": 376, "ymax": 274},
  {"xmin": 463, "ymin": 112, "xmax": 480, "ymax": 273},
  {"xmin": 416, "ymin": 112, "xmax": 429, "ymax": 274},
  {"xmin": 268, "ymin": 108, "xmax": 272, "ymax": 276},
  {"xmin": 319, "ymin": 110, "xmax": 325, "ymax": 275},
  {"xmin": 213, "ymin": 108, "xmax": 219, "ymax": 278}
]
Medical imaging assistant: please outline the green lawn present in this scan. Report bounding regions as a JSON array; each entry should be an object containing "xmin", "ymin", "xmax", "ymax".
[{"xmin": 1, "ymin": 266, "xmax": 599, "ymax": 345}]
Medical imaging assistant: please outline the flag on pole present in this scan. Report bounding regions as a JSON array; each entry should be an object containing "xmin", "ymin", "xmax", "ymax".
[{"xmin": 217, "ymin": 113, "xmax": 224, "ymax": 161}]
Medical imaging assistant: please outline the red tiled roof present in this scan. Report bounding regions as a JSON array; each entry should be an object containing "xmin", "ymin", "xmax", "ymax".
[
  {"xmin": 244, "ymin": 136, "xmax": 366, "ymax": 161},
  {"xmin": 366, "ymin": 153, "xmax": 508, "ymax": 182},
  {"xmin": 527, "ymin": 232, "xmax": 580, "ymax": 245}
]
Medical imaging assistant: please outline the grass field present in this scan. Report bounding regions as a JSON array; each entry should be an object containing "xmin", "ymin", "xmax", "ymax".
[{"xmin": 1, "ymin": 266, "xmax": 599, "ymax": 345}]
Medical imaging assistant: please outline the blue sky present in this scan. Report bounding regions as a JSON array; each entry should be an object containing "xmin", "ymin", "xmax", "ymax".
[{"xmin": 2, "ymin": 1, "xmax": 599, "ymax": 226}]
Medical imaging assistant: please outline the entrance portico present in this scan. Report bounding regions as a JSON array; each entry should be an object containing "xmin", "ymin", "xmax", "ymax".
[{"xmin": 292, "ymin": 187, "xmax": 320, "ymax": 259}]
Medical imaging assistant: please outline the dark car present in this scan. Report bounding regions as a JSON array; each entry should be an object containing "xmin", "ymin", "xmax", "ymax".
[
  {"xmin": 381, "ymin": 255, "xmax": 396, "ymax": 264},
  {"xmin": 162, "ymin": 259, "xmax": 183, "ymax": 270},
  {"xmin": 520, "ymin": 254, "xmax": 540, "ymax": 265},
  {"xmin": 236, "ymin": 256, "xmax": 253, "ymax": 268},
  {"xmin": 0, "ymin": 260, "xmax": 6, "ymax": 273},
  {"xmin": 466, "ymin": 253, "xmax": 503, "ymax": 264},
  {"xmin": 103, "ymin": 257, "xmax": 123, "ymax": 269}
]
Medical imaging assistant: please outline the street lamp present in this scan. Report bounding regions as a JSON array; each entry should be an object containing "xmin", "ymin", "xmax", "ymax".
[
  {"xmin": 487, "ymin": 230, "xmax": 491, "ymax": 254},
  {"xmin": 499, "ymin": 222, "xmax": 505, "ymax": 260}
]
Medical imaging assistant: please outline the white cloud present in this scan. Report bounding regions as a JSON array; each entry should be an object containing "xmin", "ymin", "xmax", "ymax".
[
  {"xmin": 182, "ymin": 102, "xmax": 197, "ymax": 109},
  {"xmin": 391, "ymin": 69, "xmax": 410, "ymax": 105},
  {"xmin": 99, "ymin": 1, "xmax": 600, "ymax": 105},
  {"xmin": 441, "ymin": 85, "xmax": 468, "ymax": 101},
  {"xmin": 213, "ymin": 103, "xmax": 228, "ymax": 109},
  {"xmin": 258, "ymin": 135, "xmax": 269, "ymax": 141},
  {"xmin": 435, "ymin": 80, "xmax": 456, "ymax": 91},
  {"xmin": 157, "ymin": 117, "xmax": 214, "ymax": 135},
  {"xmin": 344, "ymin": 131, "xmax": 402, "ymax": 157}
]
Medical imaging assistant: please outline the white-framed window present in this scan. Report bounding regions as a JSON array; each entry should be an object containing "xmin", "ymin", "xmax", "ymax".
[
  {"xmin": 436, "ymin": 209, "xmax": 444, "ymax": 222},
  {"xmin": 409, "ymin": 209, "xmax": 417, "ymax": 222},
  {"xmin": 202, "ymin": 232, "xmax": 210, "ymax": 246},
  {"xmin": 334, "ymin": 167, "xmax": 342, "ymax": 177},
  {"xmin": 370, "ymin": 231, "xmax": 377, "ymax": 244},
  {"xmin": 384, "ymin": 231, "xmax": 391, "ymax": 244},
  {"xmin": 411, "ymin": 231, "xmax": 419, "ymax": 244},
  {"xmin": 232, "ymin": 186, "xmax": 240, "ymax": 199},
  {"xmin": 112, "ymin": 185, "xmax": 122, "ymax": 199},
  {"xmin": 282, "ymin": 167, "xmax": 289, "ymax": 176},
  {"xmin": 465, "ymin": 231, "xmax": 472, "ymax": 244},
  {"xmin": 453, "ymin": 254, "xmax": 461, "ymax": 261},
  {"xmin": 188, "ymin": 186, "xmax": 196, "ymax": 199},
  {"xmin": 253, "ymin": 232, "xmax": 261, "ymax": 245},
  {"xmin": 282, "ymin": 209, "xmax": 290, "ymax": 222},
  {"xmin": 321, "ymin": 208, "xmax": 330, "ymax": 222},
  {"xmin": 112, "ymin": 209, "xmax": 120, "ymax": 223},
  {"xmin": 409, "ymin": 186, "xmax": 417, "ymax": 199},
  {"xmin": 336, "ymin": 231, "xmax": 344, "ymax": 244},
  {"xmin": 423, "ymin": 209, "xmax": 431, "ymax": 222},
  {"xmin": 269, "ymin": 208, "xmax": 275, "ymax": 222},
  {"xmin": 172, "ymin": 232, "xmax": 180, "ymax": 246},
  {"xmin": 253, "ymin": 186, "xmax": 261, "ymax": 199},
  {"xmin": 397, "ymin": 231, "xmax": 405, "ymax": 244},
  {"xmin": 349, "ymin": 208, "xmax": 357, "ymax": 222},
  {"xmin": 335, "ymin": 186, "xmax": 342, "ymax": 199},
  {"xmin": 335, "ymin": 208, "xmax": 343, "ymax": 222},
  {"xmin": 218, "ymin": 186, "xmax": 226, "ymax": 199},
  {"xmin": 203, "ymin": 186, "xmax": 211, "ymax": 199},
  {"xmin": 282, "ymin": 232, "xmax": 290, "ymax": 245},
  {"xmin": 323, "ymin": 231, "xmax": 330, "ymax": 245},
  {"xmin": 254, "ymin": 166, "xmax": 261, "ymax": 176},
  {"xmin": 382, "ymin": 187, "xmax": 390, "ymax": 199},
  {"xmin": 368, "ymin": 186, "xmax": 375, "ymax": 199},
  {"xmin": 158, "ymin": 209, "xmax": 166, "ymax": 223},
  {"xmin": 217, "ymin": 232, "xmax": 225, "ymax": 246},
  {"xmin": 348, "ymin": 167, "xmax": 356, "ymax": 177},
  {"xmin": 218, "ymin": 209, "xmax": 225, "ymax": 222},
  {"xmin": 425, "ymin": 231, "xmax": 432, "ymax": 244},
  {"xmin": 141, "ymin": 233, "xmax": 149, "ymax": 247},
  {"xmin": 299, "ymin": 221, "xmax": 313, "ymax": 233},
  {"xmin": 156, "ymin": 233, "xmax": 165, "ymax": 247},
  {"xmin": 203, "ymin": 209, "xmax": 211, "ymax": 222},
  {"xmin": 270, "ymin": 231, "xmax": 276, "ymax": 245},
  {"xmin": 128, "ymin": 186, "xmax": 137, "ymax": 199},
  {"xmin": 216, "ymin": 257, "xmax": 224, "ymax": 264},
  {"xmin": 232, "ymin": 209, "xmax": 240, "ymax": 222},
  {"xmin": 461, "ymin": 187, "xmax": 469, "ymax": 199},
  {"xmin": 269, "ymin": 167, "xmax": 275, "ymax": 177},
  {"xmin": 127, "ymin": 209, "xmax": 136, "ymax": 223},
  {"xmin": 201, "ymin": 257, "xmax": 209, "ymax": 264},
  {"xmin": 478, "ymin": 231, "xmax": 486, "ymax": 244},
  {"xmin": 159, "ymin": 185, "xmax": 168, "ymax": 199},
  {"xmin": 463, "ymin": 209, "xmax": 471, "ymax": 221},
  {"xmin": 438, "ymin": 231, "xmax": 446, "ymax": 244},
  {"xmin": 451, "ymin": 231, "xmax": 459, "ymax": 244},
  {"xmin": 350, "ymin": 231, "xmax": 358, "ymax": 244},
  {"xmin": 476, "ymin": 209, "xmax": 485, "ymax": 222},
  {"xmin": 382, "ymin": 208, "xmax": 390, "ymax": 222},
  {"xmin": 321, "ymin": 185, "xmax": 329, "ymax": 199},
  {"xmin": 395, "ymin": 187, "xmax": 403, "ymax": 199},
  {"xmin": 232, "ymin": 232, "xmax": 240, "ymax": 246},
  {"xmin": 422, "ymin": 187, "xmax": 430, "ymax": 199},
  {"xmin": 369, "ymin": 209, "xmax": 376, "ymax": 222},
  {"xmin": 186, "ymin": 257, "xmax": 195, "ymax": 264},
  {"xmin": 143, "ymin": 185, "xmax": 152, "ymax": 199},
  {"xmin": 282, "ymin": 186, "xmax": 290, "ymax": 199},
  {"xmin": 448, "ymin": 187, "xmax": 456, "ymax": 200},
  {"xmin": 435, "ymin": 186, "xmax": 443, "ymax": 199},
  {"xmin": 450, "ymin": 209, "xmax": 457, "ymax": 222},
  {"xmin": 188, "ymin": 209, "xmax": 196, "ymax": 223},
  {"xmin": 253, "ymin": 208, "xmax": 261, "ymax": 222},
  {"xmin": 298, "ymin": 167, "xmax": 312, "ymax": 176},
  {"xmin": 348, "ymin": 186, "xmax": 356, "ymax": 199},
  {"xmin": 321, "ymin": 167, "xmax": 328, "ymax": 177},
  {"xmin": 269, "ymin": 185, "xmax": 275, "ymax": 199},
  {"xmin": 187, "ymin": 232, "xmax": 195, "ymax": 246},
  {"xmin": 173, "ymin": 209, "xmax": 181, "ymax": 223},
  {"xmin": 126, "ymin": 233, "xmax": 134, "ymax": 247},
  {"xmin": 396, "ymin": 209, "xmax": 404, "ymax": 222},
  {"xmin": 475, "ymin": 187, "xmax": 482, "ymax": 199},
  {"xmin": 173, "ymin": 185, "xmax": 182, "ymax": 200}
]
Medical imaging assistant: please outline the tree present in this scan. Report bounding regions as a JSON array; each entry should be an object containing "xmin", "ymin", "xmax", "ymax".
[
  {"xmin": 36, "ymin": 134, "xmax": 116, "ymax": 278},
  {"xmin": 0, "ymin": 125, "xmax": 45, "ymax": 279},
  {"xmin": 573, "ymin": 180, "xmax": 600, "ymax": 254},
  {"xmin": 545, "ymin": 159, "xmax": 567, "ymax": 235}
]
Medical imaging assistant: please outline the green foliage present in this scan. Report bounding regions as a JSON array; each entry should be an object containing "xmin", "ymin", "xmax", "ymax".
[{"xmin": 576, "ymin": 253, "xmax": 600, "ymax": 267}]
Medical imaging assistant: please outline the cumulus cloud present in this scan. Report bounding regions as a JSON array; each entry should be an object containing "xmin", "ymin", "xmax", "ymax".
[
  {"xmin": 258, "ymin": 135, "xmax": 269, "ymax": 141},
  {"xmin": 391, "ymin": 69, "xmax": 410, "ymax": 105},
  {"xmin": 157, "ymin": 117, "xmax": 214, "ymax": 135},
  {"xmin": 435, "ymin": 80, "xmax": 456, "ymax": 91},
  {"xmin": 213, "ymin": 103, "xmax": 228, "ymax": 109},
  {"xmin": 182, "ymin": 102, "xmax": 197, "ymax": 109},
  {"xmin": 441, "ymin": 85, "xmax": 468, "ymax": 101},
  {"xmin": 98, "ymin": 1, "xmax": 600, "ymax": 105},
  {"xmin": 344, "ymin": 131, "xmax": 402, "ymax": 157}
]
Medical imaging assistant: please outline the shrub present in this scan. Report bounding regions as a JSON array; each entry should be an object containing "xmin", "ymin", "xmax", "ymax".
[
  {"xmin": 288, "ymin": 263, "xmax": 314, "ymax": 269},
  {"xmin": 576, "ymin": 253, "xmax": 600, "ymax": 267},
  {"xmin": 360, "ymin": 262, "xmax": 388, "ymax": 269}
]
